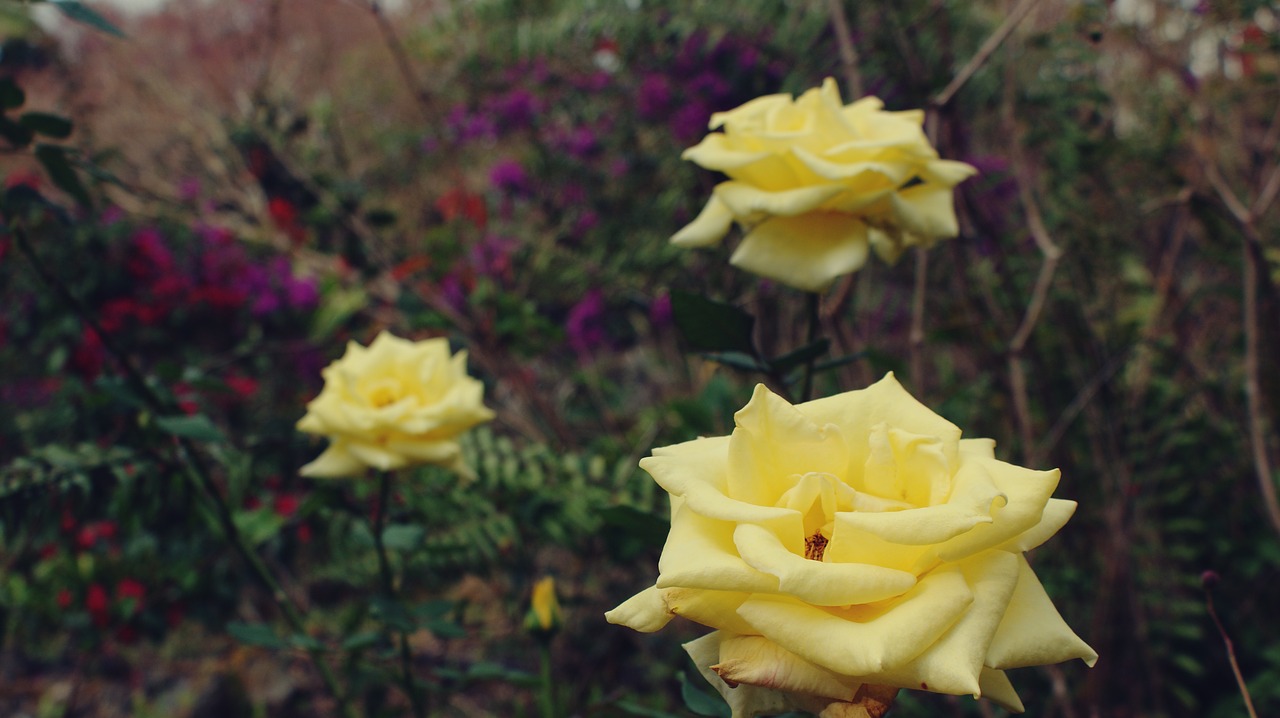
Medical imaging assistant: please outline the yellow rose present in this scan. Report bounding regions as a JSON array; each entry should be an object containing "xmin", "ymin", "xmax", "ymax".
[
  {"xmin": 673, "ymin": 78, "xmax": 977, "ymax": 292},
  {"xmin": 296, "ymin": 331, "xmax": 494, "ymax": 477},
  {"xmin": 606, "ymin": 374, "xmax": 1095, "ymax": 715}
]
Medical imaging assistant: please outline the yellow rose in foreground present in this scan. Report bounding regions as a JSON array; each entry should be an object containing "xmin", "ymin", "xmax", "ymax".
[
  {"xmin": 673, "ymin": 78, "xmax": 976, "ymax": 292},
  {"xmin": 606, "ymin": 375, "xmax": 1095, "ymax": 716},
  {"xmin": 296, "ymin": 331, "xmax": 494, "ymax": 478}
]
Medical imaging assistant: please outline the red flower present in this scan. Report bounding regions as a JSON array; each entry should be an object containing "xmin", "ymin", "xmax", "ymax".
[
  {"xmin": 56, "ymin": 589, "xmax": 73, "ymax": 609},
  {"xmin": 296, "ymin": 524, "xmax": 313, "ymax": 544},
  {"xmin": 86, "ymin": 583, "xmax": 109, "ymax": 627},
  {"xmin": 436, "ymin": 188, "xmax": 488, "ymax": 230},
  {"xmin": 224, "ymin": 375, "xmax": 259, "ymax": 400},
  {"xmin": 116, "ymin": 578, "xmax": 145, "ymax": 612},
  {"xmin": 272, "ymin": 493, "xmax": 300, "ymax": 518}
]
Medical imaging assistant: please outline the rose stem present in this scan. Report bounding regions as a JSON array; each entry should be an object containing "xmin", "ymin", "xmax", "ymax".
[
  {"xmin": 12, "ymin": 223, "xmax": 357, "ymax": 718},
  {"xmin": 801, "ymin": 291, "xmax": 822, "ymax": 401},
  {"xmin": 373, "ymin": 470, "xmax": 427, "ymax": 718}
]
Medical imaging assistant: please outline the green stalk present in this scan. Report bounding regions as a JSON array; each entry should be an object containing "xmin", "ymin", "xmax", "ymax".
[
  {"xmin": 538, "ymin": 642, "xmax": 556, "ymax": 718},
  {"xmin": 372, "ymin": 471, "xmax": 427, "ymax": 718}
]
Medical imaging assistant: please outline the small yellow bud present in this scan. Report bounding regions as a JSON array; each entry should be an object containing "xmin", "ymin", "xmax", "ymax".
[{"xmin": 525, "ymin": 577, "xmax": 562, "ymax": 636}]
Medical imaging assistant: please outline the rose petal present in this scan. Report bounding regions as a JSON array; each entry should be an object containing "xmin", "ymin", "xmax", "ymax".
[
  {"xmin": 858, "ymin": 551, "xmax": 1020, "ymax": 697},
  {"xmin": 672, "ymin": 196, "xmax": 735, "ymax": 248},
  {"xmin": 728, "ymin": 385, "xmax": 850, "ymax": 507},
  {"xmin": 299, "ymin": 443, "xmax": 366, "ymax": 478},
  {"xmin": 714, "ymin": 634, "xmax": 861, "ymax": 701},
  {"xmin": 664, "ymin": 587, "xmax": 759, "ymax": 635},
  {"xmin": 801, "ymin": 373, "xmax": 962, "ymax": 476},
  {"xmin": 682, "ymin": 133, "xmax": 773, "ymax": 171},
  {"xmin": 734, "ymin": 523, "xmax": 917, "ymax": 606},
  {"xmin": 735, "ymin": 567, "xmax": 973, "ymax": 676},
  {"xmin": 986, "ymin": 555, "xmax": 1098, "ymax": 669},
  {"xmin": 714, "ymin": 181, "xmax": 847, "ymax": 219},
  {"xmin": 889, "ymin": 183, "xmax": 961, "ymax": 240},
  {"xmin": 932, "ymin": 460, "xmax": 1061, "ymax": 564},
  {"xmin": 996, "ymin": 499, "xmax": 1077, "ymax": 553},
  {"xmin": 656, "ymin": 502, "xmax": 780, "ymax": 594},
  {"xmin": 604, "ymin": 585, "xmax": 673, "ymax": 633},
  {"xmin": 686, "ymin": 632, "xmax": 815, "ymax": 718},
  {"xmin": 730, "ymin": 213, "xmax": 870, "ymax": 292},
  {"xmin": 922, "ymin": 159, "xmax": 979, "ymax": 186},
  {"xmin": 978, "ymin": 667, "xmax": 1025, "ymax": 713}
]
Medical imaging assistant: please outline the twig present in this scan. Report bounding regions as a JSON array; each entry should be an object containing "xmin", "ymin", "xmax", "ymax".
[
  {"xmin": 366, "ymin": 0, "xmax": 433, "ymax": 122},
  {"xmin": 931, "ymin": 0, "xmax": 1043, "ymax": 108},
  {"xmin": 1203, "ymin": 572, "xmax": 1260, "ymax": 718},
  {"xmin": 824, "ymin": 0, "xmax": 864, "ymax": 97},
  {"xmin": 1197, "ymin": 154, "xmax": 1280, "ymax": 539}
]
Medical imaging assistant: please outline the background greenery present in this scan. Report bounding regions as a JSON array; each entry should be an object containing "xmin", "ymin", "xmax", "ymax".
[{"xmin": 2, "ymin": 0, "xmax": 1280, "ymax": 716}]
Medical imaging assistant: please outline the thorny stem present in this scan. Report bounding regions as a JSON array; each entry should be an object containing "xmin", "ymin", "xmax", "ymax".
[
  {"xmin": 1204, "ymin": 577, "xmax": 1260, "ymax": 718},
  {"xmin": 11, "ymin": 223, "xmax": 357, "ymax": 718},
  {"xmin": 372, "ymin": 471, "xmax": 427, "ymax": 718}
]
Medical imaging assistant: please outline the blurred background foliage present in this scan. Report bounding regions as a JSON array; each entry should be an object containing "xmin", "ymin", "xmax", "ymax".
[{"xmin": 2, "ymin": 0, "xmax": 1280, "ymax": 716}]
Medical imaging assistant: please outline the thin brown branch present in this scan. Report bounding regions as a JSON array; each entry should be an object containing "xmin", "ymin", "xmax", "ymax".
[
  {"xmin": 367, "ymin": 0, "xmax": 433, "ymax": 122},
  {"xmin": 909, "ymin": 247, "xmax": 928, "ymax": 392},
  {"xmin": 1204, "ymin": 574, "xmax": 1260, "ymax": 718},
  {"xmin": 1242, "ymin": 242, "xmax": 1280, "ymax": 537},
  {"xmin": 931, "ymin": 0, "xmax": 1042, "ymax": 108},
  {"xmin": 1252, "ymin": 160, "xmax": 1280, "ymax": 219},
  {"xmin": 824, "ymin": 0, "xmax": 864, "ymax": 98}
]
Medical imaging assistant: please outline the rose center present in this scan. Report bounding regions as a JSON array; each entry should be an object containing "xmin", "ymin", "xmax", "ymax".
[{"xmin": 804, "ymin": 532, "xmax": 828, "ymax": 562}]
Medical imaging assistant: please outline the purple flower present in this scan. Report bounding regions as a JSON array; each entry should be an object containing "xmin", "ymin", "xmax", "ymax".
[
  {"xmin": 566, "ymin": 126, "xmax": 598, "ymax": 160},
  {"xmin": 489, "ymin": 159, "xmax": 529, "ymax": 194},
  {"xmin": 491, "ymin": 89, "xmax": 541, "ymax": 130},
  {"xmin": 284, "ymin": 277, "xmax": 319, "ymax": 310},
  {"xmin": 566, "ymin": 289, "xmax": 607, "ymax": 358},
  {"xmin": 649, "ymin": 292, "xmax": 672, "ymax": 329},
  {"xmin": 638, "ymin": 74, "xmax": 672, "ymax": 119},
  {"xmin": 572, "ymin": 211, "xmax": 599, "ymax": 238},
  {"xmin": 670, "ymin": 102, "xmax": 711, "ymax": 143}
]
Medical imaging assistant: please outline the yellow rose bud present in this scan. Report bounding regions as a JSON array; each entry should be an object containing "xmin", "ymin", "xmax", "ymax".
[
  {"xmin": 296, "ymin": 331, "xmax": 494, "ymax": 478},
  {"xmin": 673, "ymin": 78, "xmax": 977, "ymax": 292},
  {"xmin": 606, "ymin": 374, "xmax": 1095, "ymax": 716},
  {"xmin": 525, "ymin": 577, "xmax": 562, "ymax": 635}
]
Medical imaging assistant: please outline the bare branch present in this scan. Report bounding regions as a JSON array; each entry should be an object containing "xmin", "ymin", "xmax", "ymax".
[
  {"xmin": 932, "ymin": 0, "xmax": 1043, "ymax": 109},
  {"xmin": 825, "ymin": 0, "xmax": 864, "ymax": 98}
]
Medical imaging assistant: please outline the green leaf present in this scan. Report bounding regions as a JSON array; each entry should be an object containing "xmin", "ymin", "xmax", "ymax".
[
  {"xmin": 421, "ymin": 618, "xmax": 466, "ymax": 639},
  {"xmin": 49, "ymin": 0, "xmax": 126, "ymax": 37},
  {"xmin": 340, "ymin": 631, "xmax": 381, "ymax": 651},
  {"xmin": 18, "ymin": 112, "xmax": 73, "ymax": 139},
  {"xmin": 671, "ymin": 290, "xmax": 756, "ymax": 354},
  {"xmin": 34, "ymin": 144, "xmax": 91, "ymax": 207},
  {"xmin": 370, "ymin": 597, "xmax": 415, "ymax": 632},
  {"xmin": 679, "ymin": 671, "xmax": 731, "ymax": 717},
  {"xmin": 381, "ymin": 524, "xmax": 424, "ymax": 552},
  {"xmin": 0, "ymin": 78, "xmax": 25, "ymax": 110},
  {"xmin": 0, "ymin": 116, "xmax": 33, "ymax": 148},
  {"xmin": 226, "ymin": 621, "xmax": 287, "ymax": 649},
  {"xmin": 289, "ymin": 633, "xmax": 325, "ymax": 651},
  {"xmin": 769, "ymin": 338, "xmax": 831, "ymax": 376},
  {"xmin": 155, "ymin": 414, "xmax": 225, "ymax": 443},
  {"xmin": 614, "ymin": 701, "xmax": 683, "ymax": 718},
  {"xmin": 233, "ymin": 508, "xmax": 285, "ymax": 547},
  {"xmin": 703, "ymin": 351, "xmax": 768, "ymax": 372}
]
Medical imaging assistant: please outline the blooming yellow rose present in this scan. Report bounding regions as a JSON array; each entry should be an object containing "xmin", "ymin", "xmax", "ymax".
[
  {"xmin": 606, "ymin": 374, "xmax": 1095, "ymax": 716},
  {"xmin": 673, "ymin": 78, "xmax": 977, "ymax": 292},
  {"xmin": 296, "ymin": 331, "xmax": 494, "ymax": 478}
]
